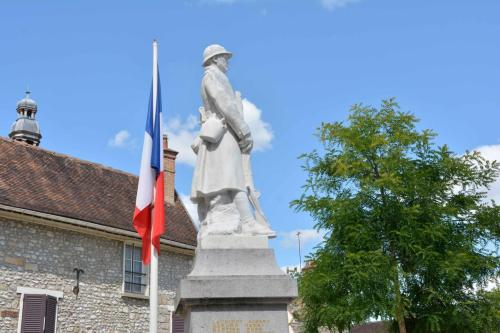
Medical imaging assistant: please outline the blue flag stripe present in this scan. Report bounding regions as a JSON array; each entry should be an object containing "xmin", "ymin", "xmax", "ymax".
[
  {"xmin": 151, "ymin": 66, "xmax": 162, "ymax": 172},
  {"xmin": 145, "ymin": 82, "xmax": 154, "ymax": 137}
]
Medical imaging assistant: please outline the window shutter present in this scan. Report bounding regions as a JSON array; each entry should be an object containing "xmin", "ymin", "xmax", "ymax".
[
  {"xmin": 44, "ymin": 296, "xmax": 57, "ymax": 333},
  {"xmin": 172, "ymin": 313, "xmax": 184, "ymax": 333},
  {"xmin": 21, "ymin": 294, "xmax": 46, "ymax": 333}
]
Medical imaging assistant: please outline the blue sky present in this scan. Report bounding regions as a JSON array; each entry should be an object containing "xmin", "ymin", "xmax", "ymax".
[{"xmin": 1, "ymin": 0, "xmax": 499, "ymax": 269}]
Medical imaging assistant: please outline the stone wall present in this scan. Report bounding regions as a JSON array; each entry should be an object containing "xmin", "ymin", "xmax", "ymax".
[{"xmin": 0, "ymin": 218, "xmax": 193, "ymax": 332}]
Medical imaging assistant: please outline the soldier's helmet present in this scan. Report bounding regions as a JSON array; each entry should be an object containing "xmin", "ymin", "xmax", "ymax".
[{"xmin": 203, "ymin": 44, "xmax": 232, "ymax": 66}]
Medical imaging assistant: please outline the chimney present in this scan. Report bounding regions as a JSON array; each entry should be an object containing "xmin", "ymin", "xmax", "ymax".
[{"xmin": 163, "ymin": 136, "xmax": 178, "ymax": 205}]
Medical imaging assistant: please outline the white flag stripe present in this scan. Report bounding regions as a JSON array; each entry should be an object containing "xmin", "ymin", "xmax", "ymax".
[{"xmin": 135, "ymin": 132, "xmax": 155, "ymax": 210}]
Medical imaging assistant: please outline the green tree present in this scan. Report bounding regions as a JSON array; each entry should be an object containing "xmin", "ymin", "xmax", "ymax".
[{"xmin": 292, "ymin": 99, "xmax": 499, "ymax": 333}]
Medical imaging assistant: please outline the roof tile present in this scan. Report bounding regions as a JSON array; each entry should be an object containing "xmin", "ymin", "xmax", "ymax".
[{"xmin": 0, "ymin": 138, "xmax": 197, "ymax": 247}]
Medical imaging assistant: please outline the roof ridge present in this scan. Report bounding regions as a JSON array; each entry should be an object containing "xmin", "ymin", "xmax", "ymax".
[{"xmin": 0, "ymin": 136, "xmax": 138, "ymax": 179}]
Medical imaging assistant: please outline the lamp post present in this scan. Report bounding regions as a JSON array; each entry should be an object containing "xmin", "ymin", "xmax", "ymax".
[
  {"xmin": 296, "ymin": 231, "xmax": 302, "ymax": 272},
  {"xmin": 73, "ymin": 268, "xmax": 84, "ymax": 298}
]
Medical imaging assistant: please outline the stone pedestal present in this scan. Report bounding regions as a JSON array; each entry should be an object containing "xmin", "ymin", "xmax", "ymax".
[{"xmin": 175, "ymin": 236, "xmax": 297, "ymax": 333}]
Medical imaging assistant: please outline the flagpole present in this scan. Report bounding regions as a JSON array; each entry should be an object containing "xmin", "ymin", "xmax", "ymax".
[{"xmin": 150, "ymin": 39, "xmax": 159, "ymax": 333}]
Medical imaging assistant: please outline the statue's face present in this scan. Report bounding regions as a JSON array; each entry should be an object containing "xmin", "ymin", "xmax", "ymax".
[{"xmin": 213, "ymin": 55, "xmax": 229, "ymax": 73}]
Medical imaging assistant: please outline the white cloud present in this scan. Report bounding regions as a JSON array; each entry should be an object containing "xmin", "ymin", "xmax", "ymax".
[
  {"xmin": 485, "ymin": 278, "xmax": 498, "ymax": 291},
  {"xmin": 242, "ymin": 98, "xmax": 274, "ymax": 152},
  {"xmin": 320, "ymin": 0, "xmax": 361, "ymax": 11},
  {"xmin": 473, "ymin": 144, "xmax": 500, "ymax": 203},
  {"xmin": 473, "ymin": 278, "xmax": 498, "ymax": 293},
  {"xmin": 280, "ymin": 229, "xmax": 325, "ymax": 249},
  {"xmin": 107, "ymin": 130, "xmax": 135, "ymax": 149},
  {"xmin": 180, "ymin": 193, "xmax": 200, "ymax": 229},
  {"xmin": 164, "ymin": 98, "xmax": 273, "ymax": 166},
  {"xmin": 164, "ymin": 115, "xmax": 199, "ymax": 166}
]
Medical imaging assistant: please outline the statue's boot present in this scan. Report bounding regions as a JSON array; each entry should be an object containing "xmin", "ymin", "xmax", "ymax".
[
  {"xmin": 242, "ymin": 221, "xmax": 275, "ymax": 236},
  {"xmin": 234, "ymin": 191, "xmax": 275, "ymax": 237}
]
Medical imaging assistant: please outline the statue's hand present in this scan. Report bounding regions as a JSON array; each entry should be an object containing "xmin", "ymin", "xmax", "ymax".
[
  {"xmin": 191, "ymin": 136, "xmax": 202, "ymax": 154},
  {"xmin": 239, "ymin": 135, "xmax": 253, "ymax": 153}
]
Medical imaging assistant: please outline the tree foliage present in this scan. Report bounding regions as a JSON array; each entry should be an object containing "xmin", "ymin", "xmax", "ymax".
[{"xmin": 292, "ymin": 99, "xmax": 500, "ymax": 333}]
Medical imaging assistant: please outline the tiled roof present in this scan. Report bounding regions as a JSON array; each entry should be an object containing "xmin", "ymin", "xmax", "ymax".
[
  {"xmin": 350, "ymin": 322, "xmax": 389, "ymax": 333},
  {"xmin": 0, "ymin": 137, "xmax": 197, "ymax": 247}
]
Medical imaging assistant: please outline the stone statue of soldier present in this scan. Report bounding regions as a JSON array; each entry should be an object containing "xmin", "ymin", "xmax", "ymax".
[
  {"xmin": 178, "ymin": 46, "xmax": 297, "ymax": 332},
  {"xmin": 190, "ymin": 44, "xmax": 275, "ymax": 239}
]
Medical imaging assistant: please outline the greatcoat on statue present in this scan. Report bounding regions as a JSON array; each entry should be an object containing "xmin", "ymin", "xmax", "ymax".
[
  {"xmin": 190, "ymin": 64, "xmax": 249, "ymax": 199},
  {"xmin": 190, "ymin": 44, "xmax": 275, "ymax": 239}
]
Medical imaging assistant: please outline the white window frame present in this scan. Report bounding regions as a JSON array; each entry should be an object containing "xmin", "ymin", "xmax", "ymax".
[
  {"xmin": 122, "ymin": 241, "xmax": 150, "ymax": 299},
  {"xmin": 168, "ymin": 305, "xmax": 176, "ymax": 332},
  {"xmin": 16, "ymin": 287, "xmax": 63, "ymax": 333}
]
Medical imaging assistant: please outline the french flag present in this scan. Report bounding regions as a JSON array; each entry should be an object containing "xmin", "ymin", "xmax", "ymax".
[{"xmin": 133, "ymin": 49, "xmax": 165, "ymax": 265}]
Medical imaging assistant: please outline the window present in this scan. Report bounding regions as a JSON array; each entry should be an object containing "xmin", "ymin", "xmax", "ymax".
[
  {"xmin": 123, "ymin": 243, "xmax": 148, "ymax": 295},
  {"xmin": 16, "ymin": 287, "xmax": 62, "ymax": 333},
  {"xmin": 20, "ymin": 294, "xmax": 57, "ymax": 333},
  {"xmin": 171, "ymin": 312, "xmax": 184, "ymax": 333}
]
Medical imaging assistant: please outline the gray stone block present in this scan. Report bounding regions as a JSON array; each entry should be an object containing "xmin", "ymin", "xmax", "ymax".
[{"xmin": 176, "ymin": 248, "xmax": 297, "ymax": 333}]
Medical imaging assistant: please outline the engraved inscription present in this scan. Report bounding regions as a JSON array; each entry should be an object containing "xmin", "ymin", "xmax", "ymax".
[
  {"xmin": 245, "ymin": 319, "xmax": 271, "ymax": 333},
  {"xmin": 211, "ymin": 319, "xmax": 273, "ymax": 333},
  {"xmin": 212, "ymin": 320, "xmax": 242, "ymax": 333}
]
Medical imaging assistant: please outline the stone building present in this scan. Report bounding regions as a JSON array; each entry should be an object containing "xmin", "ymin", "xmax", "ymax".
[{"xmin": 0, "ymin": 92, "xmax": 197, "ymax": 332}]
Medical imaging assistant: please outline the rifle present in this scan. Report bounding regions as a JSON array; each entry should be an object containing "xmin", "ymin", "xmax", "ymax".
[{"xmin": 242, "ymin": 152, "xmax": 276, "ymax": 238}]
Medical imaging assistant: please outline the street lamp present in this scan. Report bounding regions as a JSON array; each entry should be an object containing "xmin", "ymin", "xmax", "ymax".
[
  {"xmin": 73, "ymin": 268, "xmax": 84, "ymax": 298},
  {"xmin": 296, "ymin": 231, "xmax": 302, "ymax": 272}
]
